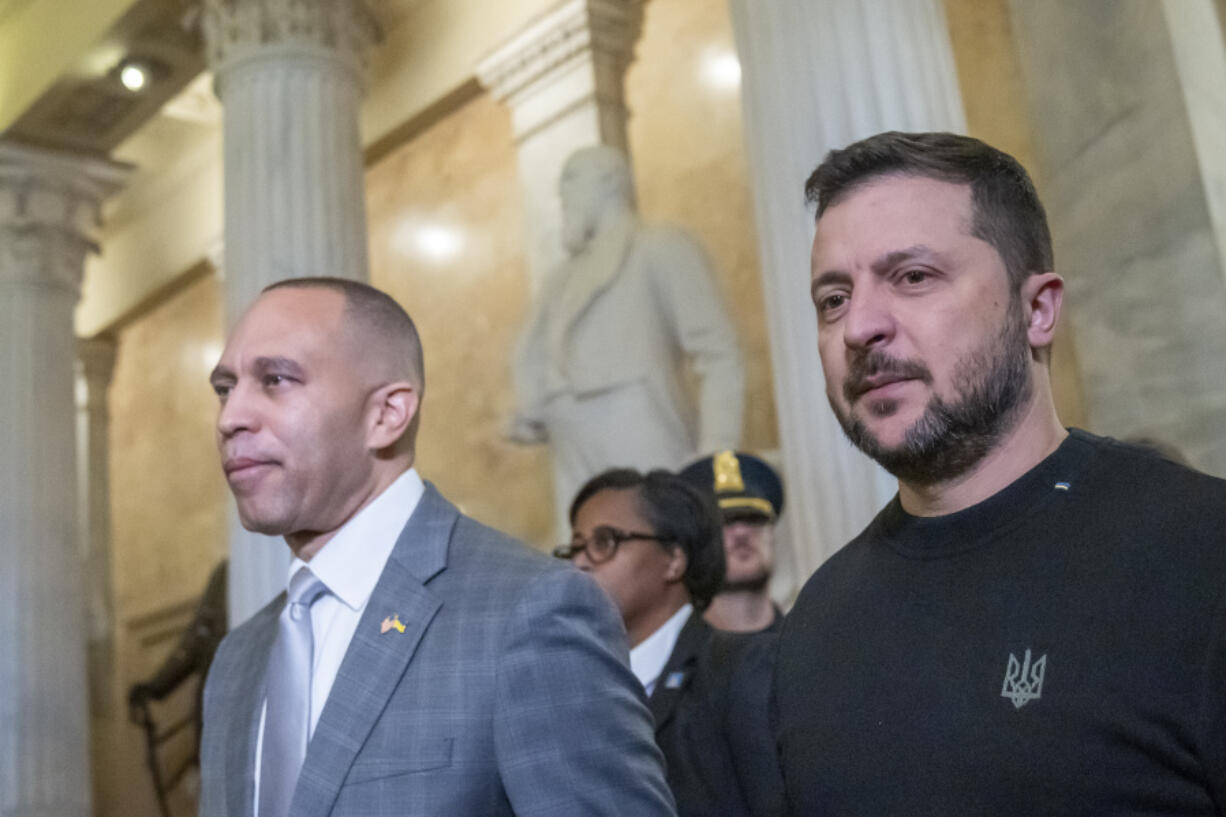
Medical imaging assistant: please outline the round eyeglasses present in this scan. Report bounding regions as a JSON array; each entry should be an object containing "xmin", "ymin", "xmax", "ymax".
[{"xmin": 552, "ymin": 525, "xmax": 670, "ymax": 565}]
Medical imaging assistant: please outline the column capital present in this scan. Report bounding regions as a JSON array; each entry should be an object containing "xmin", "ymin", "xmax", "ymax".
[
  {"xmin": 476, "ymin": 0, "xmax": 643, "ymax": 105},
  {"xmin": 76, "ymin": 335, "xmax": 119, "ymax": 404},
  {"xmin": 0, "ymin": 141, "xmax": 130, "ymax": 293},
  {"xmin": 202, "ymin": 0, "xmax": 382, "ymax": 79}
]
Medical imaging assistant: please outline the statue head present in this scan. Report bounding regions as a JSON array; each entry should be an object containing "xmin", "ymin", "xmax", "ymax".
[{"xmin": 559, "ymin": 145, "xmax": 635, "ymax": 256}]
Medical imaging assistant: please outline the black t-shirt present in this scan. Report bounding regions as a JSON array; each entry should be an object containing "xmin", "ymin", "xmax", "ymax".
[{"xmin": 774, "ymin": 430, "xmax": 1226, "ymax": 816}]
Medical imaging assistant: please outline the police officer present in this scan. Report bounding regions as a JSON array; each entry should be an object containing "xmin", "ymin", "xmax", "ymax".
[{"xmin": 680, "ymin": 451, "xmax": 784, "ymax": 633}]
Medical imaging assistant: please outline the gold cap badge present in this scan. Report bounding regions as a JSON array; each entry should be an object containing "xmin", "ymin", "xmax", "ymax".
[{"xmin": 712, "ymin": 450, "xmax": 745, "ymax": 494}]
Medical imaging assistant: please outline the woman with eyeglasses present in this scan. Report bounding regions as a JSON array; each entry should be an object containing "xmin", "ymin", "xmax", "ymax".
[{"xmin": 556, "ymin": 468, "xmax": 785, "ymax": 817}]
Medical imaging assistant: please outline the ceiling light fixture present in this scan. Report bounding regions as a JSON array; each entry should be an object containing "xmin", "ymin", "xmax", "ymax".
[{"xmin": 116, "ymin": 58, "xmax": 154, "ymax": 93}]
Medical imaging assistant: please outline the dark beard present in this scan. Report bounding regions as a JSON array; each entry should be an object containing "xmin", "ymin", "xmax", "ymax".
[
  {"xmin": 722, "ymin": 570, "xmax": 771, "ymax": 594},
  {"xmin": 832, "ymin": 307, "xmax": 1033, "ymax": 486}
]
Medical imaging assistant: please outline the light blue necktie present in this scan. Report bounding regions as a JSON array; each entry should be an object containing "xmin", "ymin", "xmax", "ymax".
[{"xmin": 260, "ymin": 567, "xmax": 328, "ymax": 817}]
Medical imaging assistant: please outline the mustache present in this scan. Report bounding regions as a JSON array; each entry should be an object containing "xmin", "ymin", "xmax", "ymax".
[{"xmin": 842, "ymin": 350, "xmax": 933, "ymax": 403}]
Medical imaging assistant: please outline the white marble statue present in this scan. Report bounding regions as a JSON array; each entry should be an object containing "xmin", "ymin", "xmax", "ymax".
[{"xmin": 511, "ymin": 145, "xmax": 745, "ymax": 536}]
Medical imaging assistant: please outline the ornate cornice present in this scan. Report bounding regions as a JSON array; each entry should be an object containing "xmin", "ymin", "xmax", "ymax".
[
  {"xmin": 0, "ymin": 142, "xmax": 130, "ymax": 236},
  {"xmin": 477, "ymin": 0, "xmax": 643, "ymax": 103},
  {"xmin": 202, "ymin": 0, "xmax": 382, "ymax": 75}
]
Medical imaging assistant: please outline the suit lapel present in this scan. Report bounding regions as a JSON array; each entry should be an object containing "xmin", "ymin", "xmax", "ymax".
[
  {"xmin": 648, "ymin": 613, "xmax": 710, "ymax": 736},
  {"xmin": 291, "ymin": 484, "xmax": 456, "ymax": 817},
  {"xmin": 225, "ymin": 601, "xmax": 282, "ymax": 817}
]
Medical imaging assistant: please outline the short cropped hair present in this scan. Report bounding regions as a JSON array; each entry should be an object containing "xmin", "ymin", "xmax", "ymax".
[
  {"xmin": 805, "ymin": 131, "xmax": 1053, "ymax": 290},
  {"xmin": 262, "ymin": 277, "xmax": 424, "ymax": 390},
  {"xmin": 569, "ymin": 468, "xmax": 726, "ymax": 610}
]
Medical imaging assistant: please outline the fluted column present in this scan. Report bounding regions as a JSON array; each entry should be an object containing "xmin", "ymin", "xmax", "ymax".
[
  {"xmin": 0, "ymin": 140, "xmax": 128, "ymax": 817},
  {"xmin": 202, "ymin": 0, "xmax": 380, "ymax": 624},
  {"xmin": 75, "ymin": 336, "xmax": 118, "ymax": 717},
  {"xmin": 728, "ymin": 0, "xmax": 967, "ymax": 584},
  {"xmin": 478, "ymin": 0, "xmax": 643, "ymax": 286}
]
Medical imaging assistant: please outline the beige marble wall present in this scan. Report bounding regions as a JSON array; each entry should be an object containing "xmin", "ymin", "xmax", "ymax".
[
  {"xmin": 98, "ymin": 270, "xmax": 227, "ymax": 816},
  {"xmin": 366, "ymin": 94, "xmax": 556, "ymax": 547},
  {"xmin": 626, "ymin": 0, "xmax": 778, "ymax": 450},
  {"xmin": 943, "ymin": 0, "xmax": 1088, "ymax": 430},
  {"xmin": 109, "ymin": 273, "xmax": 228, "ymax": 616}
]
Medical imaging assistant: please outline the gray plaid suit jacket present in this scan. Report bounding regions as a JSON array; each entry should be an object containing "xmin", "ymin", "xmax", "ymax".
[{"xmin": 199, "ymin": 483, "xmax": 676, "ymax": 817}]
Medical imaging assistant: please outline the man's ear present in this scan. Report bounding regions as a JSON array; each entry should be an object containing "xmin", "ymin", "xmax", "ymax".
[
  {"xmin": 1022, "ymin": 272, "xmax": 1064, "ymax": 352},
  {"xmin": 366, "ymin": 381, "xmax": 419, "ymax": 451}
]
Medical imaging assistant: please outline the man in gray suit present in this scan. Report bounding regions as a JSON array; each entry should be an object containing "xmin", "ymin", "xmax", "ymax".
[{"xmin": 201, "ymin": 278, "xmax": 675, "ymax": 817}]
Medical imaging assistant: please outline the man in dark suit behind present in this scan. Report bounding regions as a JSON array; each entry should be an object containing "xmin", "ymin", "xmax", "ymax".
[{"xmin": 200, "ymin": 278, "xmax": 675, "ymax": 817}]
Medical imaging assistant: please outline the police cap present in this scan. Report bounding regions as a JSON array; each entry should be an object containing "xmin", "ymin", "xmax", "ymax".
[{"xmin": 679, "ymin": 450, "xmax": 784, "ymax": 524}]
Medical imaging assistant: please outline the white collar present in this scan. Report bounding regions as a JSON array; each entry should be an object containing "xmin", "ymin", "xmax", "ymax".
[
  {"xmin": 286, "ymin": 468, "xmax": 425, "ymax": 610},
  {"xmin": 629, "ymin": 603, "xmax": 693, "ymax": 694}
]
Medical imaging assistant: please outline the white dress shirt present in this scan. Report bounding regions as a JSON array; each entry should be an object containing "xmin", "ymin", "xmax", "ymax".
[
  {"xmin": 629, "ymin": 603, "xmax": 692, "ymax": 696},
  {"xmin": 254, "ymin": 467, "xmax": 425, "ymax": 813}
]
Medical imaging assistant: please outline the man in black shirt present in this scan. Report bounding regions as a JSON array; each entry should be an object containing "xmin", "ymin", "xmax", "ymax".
[{"xmin": 777, "ymin": 131, "xmax": 1226, "ymax": 815}]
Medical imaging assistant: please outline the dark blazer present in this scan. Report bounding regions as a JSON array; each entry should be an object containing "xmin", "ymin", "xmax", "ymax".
[
  {"xmin": 649, "ymin": 614, "xmax": 785, "ymax": 817},
  {"xmin": 199, "ymin": 484, "xmax": 676, "ymax": 817}
]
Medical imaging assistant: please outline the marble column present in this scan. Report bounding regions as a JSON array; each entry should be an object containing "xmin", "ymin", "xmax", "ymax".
[
  {"xmin": 75, "ymin": 335, "xmax": 118, "ymax": 717},
  {"xmin": 727, "ymin": 0, "xmax": 967, "ymax": 584},
  {"xmin": 202, "ymin": 0, "xmax": 380, "ymax": 624},
  {"xmin": 477, "ymin": 0, "xmax": 643, "ymax": 286},
  {"xmin": 1162, "ymin": 0, "xmax": 1226, "ymax": 287},
  {"xmin": 0, "ymin": 140, "xmax": 128, "ymax": 817},
  {"xmin": 1009, "ymin": 0, "xmax": 1226, "ymax": 477}
]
